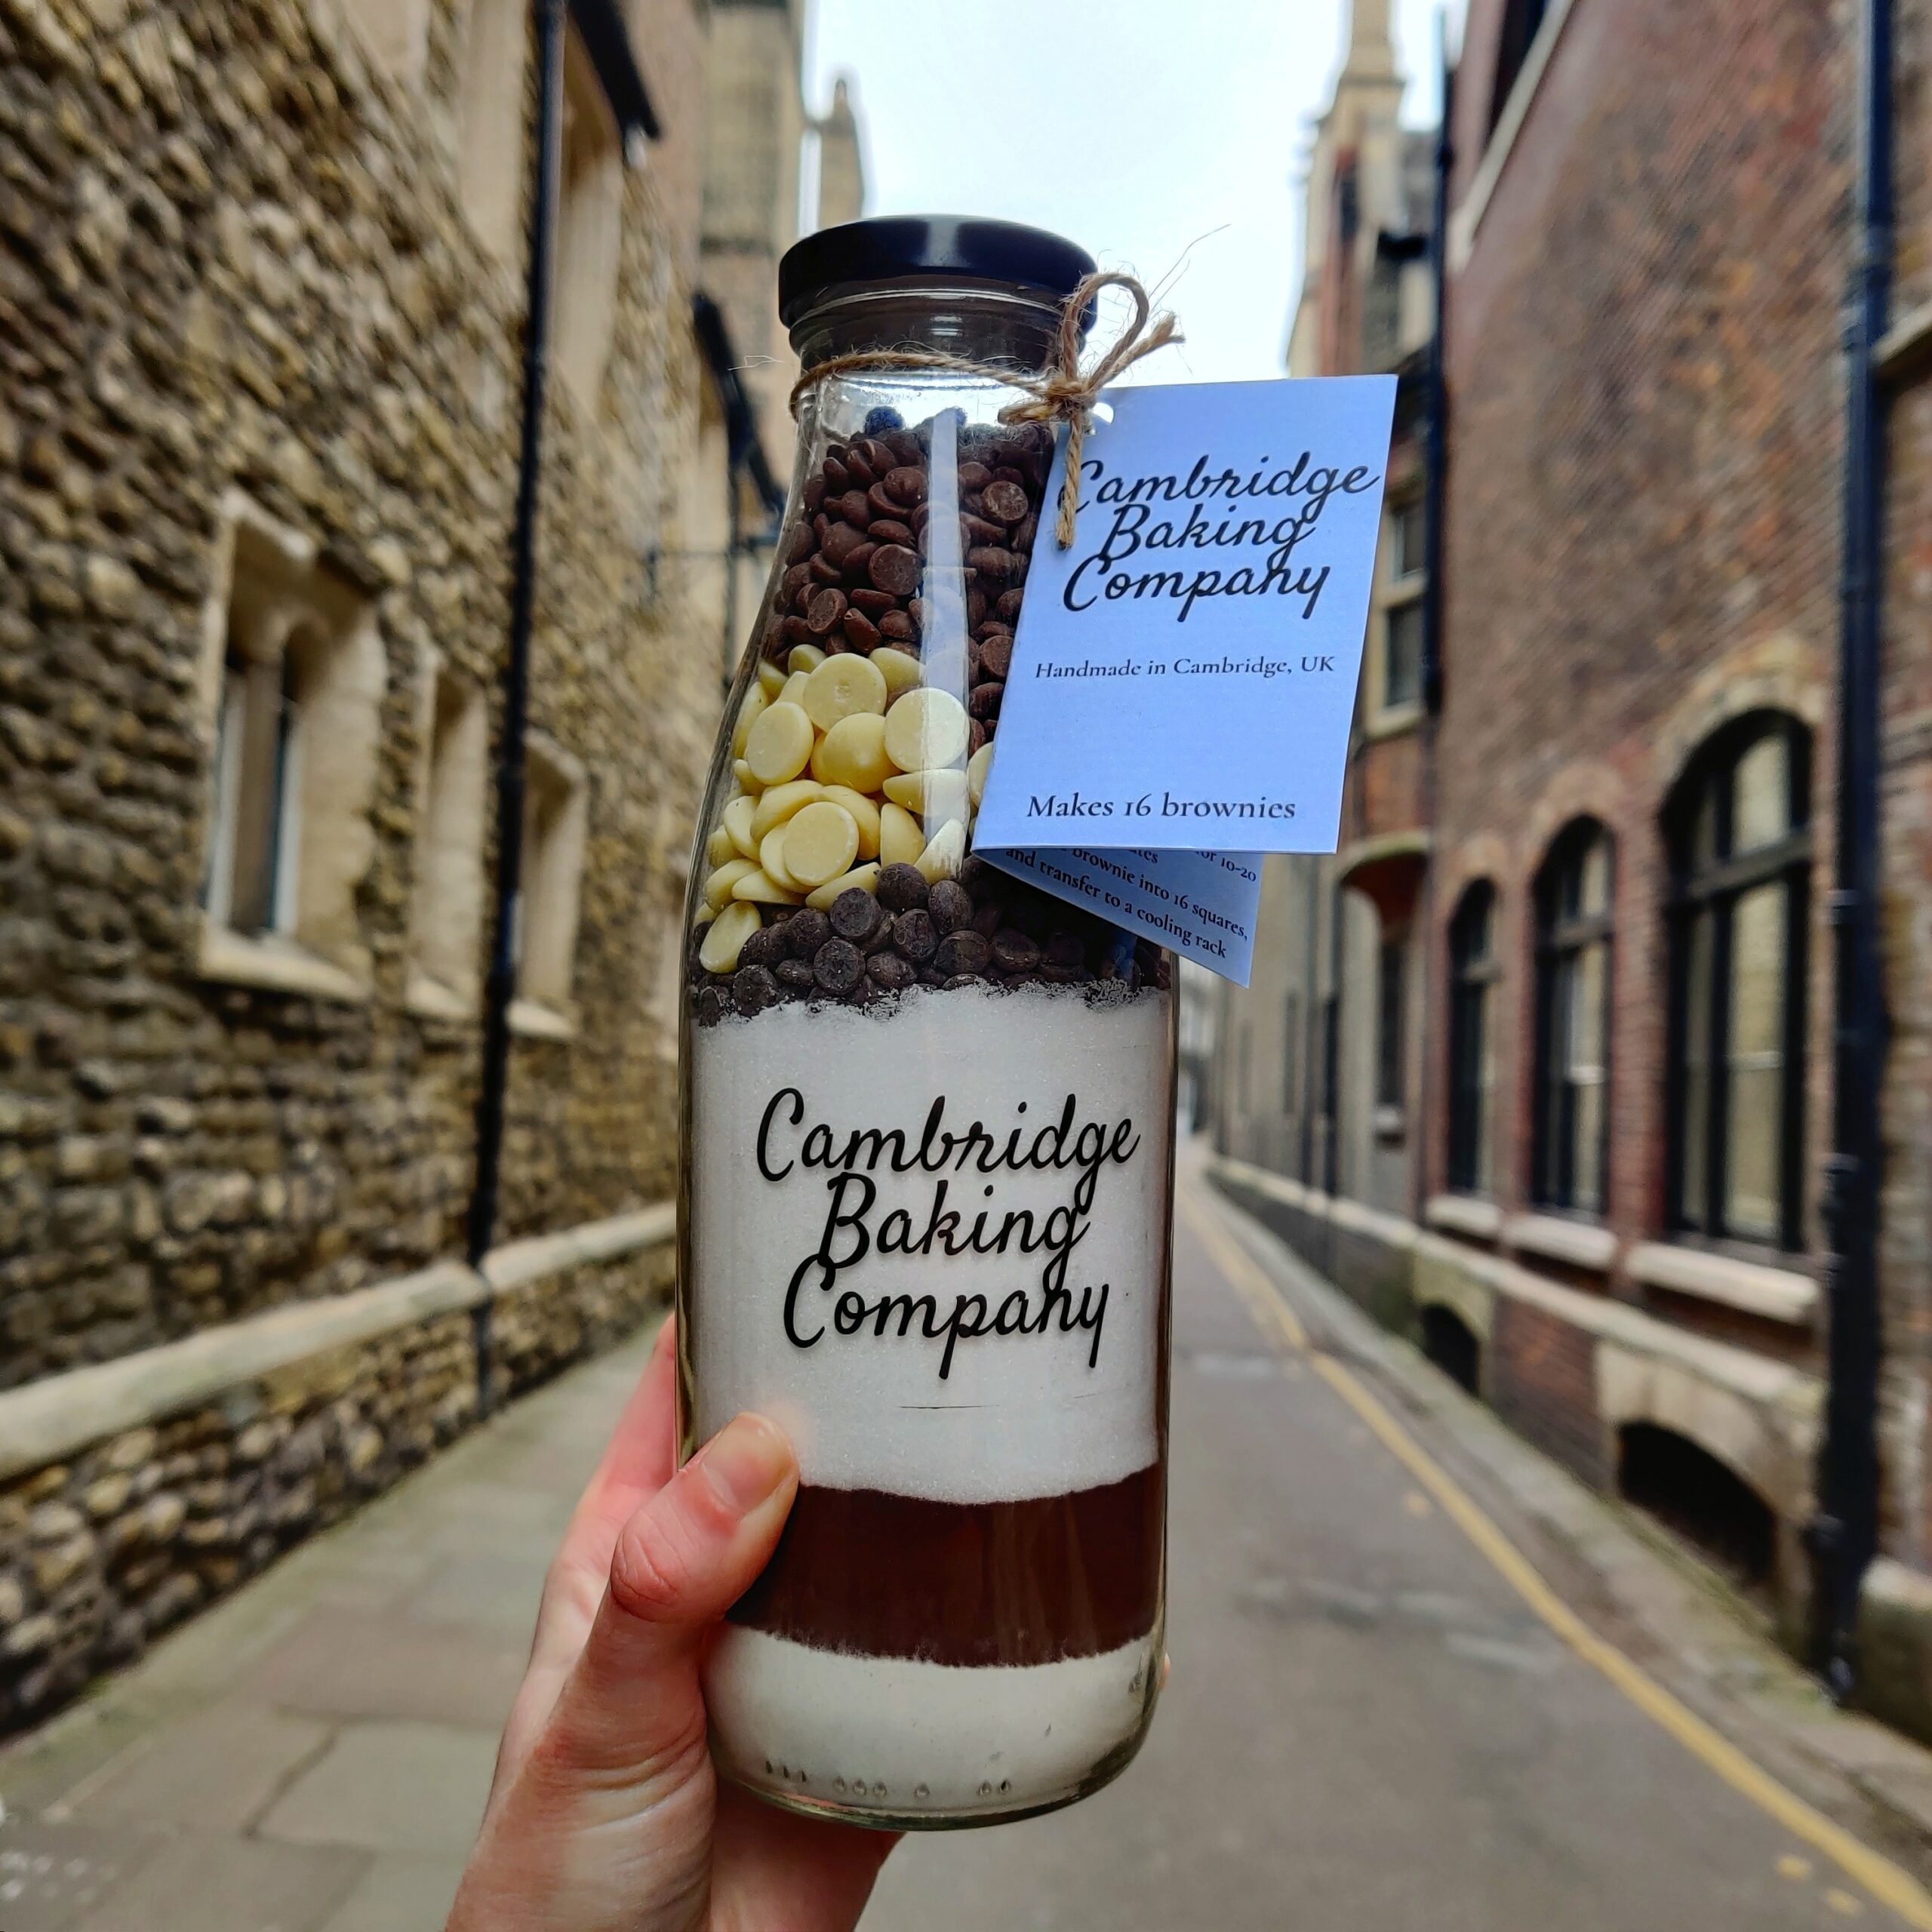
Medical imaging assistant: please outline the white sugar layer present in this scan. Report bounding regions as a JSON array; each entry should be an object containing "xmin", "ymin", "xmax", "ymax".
[
  {"xmin": 704, "ymin": 1623, "xmax": 1159, "ymax": 1819},
  {"xmin": 690, "ymin": 985, "xmax": 1173, "ymax": 1501}
]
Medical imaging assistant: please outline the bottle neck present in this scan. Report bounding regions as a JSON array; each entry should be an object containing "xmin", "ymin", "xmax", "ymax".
[{"xmin": 788, "ymin": 284, "xmax": 1066, "ymax": 377}]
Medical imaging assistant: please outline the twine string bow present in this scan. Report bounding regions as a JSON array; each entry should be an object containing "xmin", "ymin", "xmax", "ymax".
[{"xmin": 788, "ymin": 269, "xmax": 1183, "ymax": 548}]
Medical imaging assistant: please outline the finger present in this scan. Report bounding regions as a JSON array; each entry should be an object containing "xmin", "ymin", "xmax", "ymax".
[
  {"xmin": 494, "ymin": 1318, "xmax": 683, "ymax": 1792},
  {"xmin": 712, "ymin": 1781, "xmax": 898, "ymax": 1932},
  {"xmin": 543, "ymin": 1411, "xmax": 798, "ymax": 1783},
  {"xmin": 532, "ymin": 1316, "xmax": 681, "ymax": 1660}
]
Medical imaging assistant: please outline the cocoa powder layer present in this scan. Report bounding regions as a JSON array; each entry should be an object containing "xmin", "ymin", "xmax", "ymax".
[{"xmin": 727, "ymin": 1466, "xmax": 1163, "ymax": 1668}]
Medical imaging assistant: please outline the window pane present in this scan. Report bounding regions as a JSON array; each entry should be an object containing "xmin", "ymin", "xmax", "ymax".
[
  {"xmin": 1725, "ymin": 884, "xmax": 1786, "ymax": 1238},
  {"xmin": 1691, "ymin": 781, "xmax": 1719, "ymax": 870},
  {"xmin": 1383, "ymin": 602, "xmax": 1423, "ymax": 709},
  {"xmin": 1475, "ymin": 983, "xmax": 1495, "ymax": 1192},
  {"xmin": 1729, "ymin": 883, "xmax": 1785, "ymax": 1057},
  {"xmin": 1567, "ymin": 938, "xmax": 1608, "ymax": 1212},
  {"xmin": 1282, "ymin": 994, "xmax": 1300, "ymax": 1113},
  {"xmin": 1726, "ymin": 1066, "xmax": 1782, "ymax": 1241},
  {"xmin": 1451, "ymin": 887, "xmax": 1497, "ymax": 1194},
  {"xmin": 1572, "ymin": 1072, "xmax": 1604, "ymax": 1213},
  {"xmin": 229, "ymin": 656, "xmax": 291, "ymax": 937},
  {"xmin": 1732, "ymin": 731, "xmax": 1790, "ymax": 854},
  {"xmin": 1392, "ymin": 500, "xmax": 1426, "ymax": 579},
  {"xmin": 1378, "ymin": 937, "xmax": 1406, "ymax": 1107},
  {"xmin": 1577, "ymin": 832, "xmax": 1611, "ymax": 916},
  {"xmin": 1680, "ymin": 909, "xmax": 1713, "ymax": 1229}
]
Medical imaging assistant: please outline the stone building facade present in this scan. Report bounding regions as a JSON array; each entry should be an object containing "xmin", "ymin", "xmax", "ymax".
[
  {"xmin": 0, "ymin": 0, "xmax": 852, "ymax": 1727},
  {"xmin": 685, "ymin": 0, "xmax": 862, "ymax": 683},
  {"xmin": 1214, "ymin": 0, "xmax": 1932, "ymax": 1734}
]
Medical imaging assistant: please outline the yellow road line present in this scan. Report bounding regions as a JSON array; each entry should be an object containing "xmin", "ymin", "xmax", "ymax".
[
  {"xmin": 1180, "ymin": 1177, "xmax": 1932, "ymax": 1931},
  {"xmin": 1177, "ymin": 1187, "xmax": 1307, "ymax": 1350}
]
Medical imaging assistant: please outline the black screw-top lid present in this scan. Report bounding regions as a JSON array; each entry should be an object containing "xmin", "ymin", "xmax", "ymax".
[{"xmin": 779, "ymin": 215, "xmax": 1097, "ymax": 329}]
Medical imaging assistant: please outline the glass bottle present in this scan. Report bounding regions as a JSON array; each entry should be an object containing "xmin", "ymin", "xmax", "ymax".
[{"xmin": 677, "ymin": 217, "xmax": 1176, "ymax": 1829}]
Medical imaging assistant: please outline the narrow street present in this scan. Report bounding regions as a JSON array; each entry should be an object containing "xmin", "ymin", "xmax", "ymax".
[
  {"xmin": 869, "ymin": 1164, "xmax": 1925, "ymax": 1930},
  {"xmin": 1, "ymin": 1153, "xmax": 1926, "ymax": 1930}
]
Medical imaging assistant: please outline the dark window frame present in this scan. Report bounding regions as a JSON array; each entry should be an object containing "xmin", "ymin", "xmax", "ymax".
[
  {"xmin": 1489, "ymin": 0, "xmax": 1554, "ymax": 138},
  {"xmin": 1391, "ymin": 497, "xmax": 1426, "ymax": 582},
  {"xmin": 1282, "ymin": 989, "xmax": 1301, "ymax": 1117},
  {"xmin": 1383, "ymin": 600, "xmax": 1423, "ymax": 711},
  {"xmin": 1447, "ymin": 881, "xmax": 1498, "ymax": 1194},
  {"xmin": 1377, "ymin": 928, "xmax": 1407, "ymax": 1110},
  {"xmin": 1663, "ymin": 712, "xmax": 1811, "ymax": 1252},
  {"xmin": 1531, "ymin": 819, "xmax": 1614, "ymax": 1217}
]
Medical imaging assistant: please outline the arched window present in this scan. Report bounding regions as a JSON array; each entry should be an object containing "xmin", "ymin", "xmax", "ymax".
[
  {"xmin": 1533, "ymin": 821, "xmax": 1613, "ymax": 1214},
  {"xmin": 1446, "ymin": 882, "xmax": 1497, "ymax": 1194},
  {"xmin": 1666, "ymin": 713, "xmax": 1811, "ymax": 1249}
]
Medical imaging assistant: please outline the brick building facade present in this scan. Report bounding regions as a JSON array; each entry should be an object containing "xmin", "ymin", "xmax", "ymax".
[
  {"xmin": 1214, "ymin": 0, "xmax": 1932, "ymax": 1735},
  {"xmin": 0, "ymin": 0, "xmax": 858, "ymax": 1726}
]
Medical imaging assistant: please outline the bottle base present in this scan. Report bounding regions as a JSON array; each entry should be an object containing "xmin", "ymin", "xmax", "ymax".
[{"xmin": 704, "ymin": 1622, "xmax": 1162, "ymax": 1831}]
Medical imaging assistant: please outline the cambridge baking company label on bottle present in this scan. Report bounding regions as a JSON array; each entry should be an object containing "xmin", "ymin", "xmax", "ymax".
[{"xmin": 689, "ymin": 985, "xmax": 1170, "ymax": 1504}]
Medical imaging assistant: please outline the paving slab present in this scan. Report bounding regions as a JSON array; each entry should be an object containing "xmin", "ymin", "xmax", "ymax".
[
  {"xmin": 0, "ymin": 1816, "xmax": 162, "ymax": 1932},
  {"xmin": 312, "ymin": 1851, "xmax": 468, "ymax": 1932},
  {"xmin": 256, "ymin": 1719, "xmax": 500, "ymax": 1857},
  {"xmin": 243, "ymin": 1608, "xmax": 530, "ymax": 1729},
  {"xmin": 67, "ymin": 1699, "xmax": 333, "ymax": 1835},
  {"xmin": 403, "ymin": 1551, "xmax": 549, "ymax": 1640},
  {"xmin": 70, "ymin": 1831, "xmax": 366, "ymax": 1932}
]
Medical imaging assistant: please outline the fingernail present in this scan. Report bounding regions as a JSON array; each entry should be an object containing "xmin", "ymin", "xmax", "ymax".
[{"xmin": 694, "ymin": 1412, "xmax": 793, "ymax": 1512}]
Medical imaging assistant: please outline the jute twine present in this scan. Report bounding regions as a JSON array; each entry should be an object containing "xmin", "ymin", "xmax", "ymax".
[{"xmin": 787, "ymin": 270, "xmax": 1183, "ymax": 549}]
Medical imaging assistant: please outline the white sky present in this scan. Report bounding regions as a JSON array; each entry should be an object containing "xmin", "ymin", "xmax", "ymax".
[{"xmin": 804, "ymin": 0, "xmax": 1457, "ymax": 386}]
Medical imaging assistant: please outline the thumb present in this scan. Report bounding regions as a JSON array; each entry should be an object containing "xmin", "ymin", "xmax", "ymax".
[{"xmin": 542, "ymin": 1411, "xmax": 798, "ymax": 1783}]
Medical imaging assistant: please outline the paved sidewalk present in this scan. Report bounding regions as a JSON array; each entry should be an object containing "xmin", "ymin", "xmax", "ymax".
[
  {"xmin": 0, "ymin": 1331, "xmax": 656, "ymax": 1930},
  {"xmin": 7, "ymin": 1152, "xmax": 1932, "ymax": 1928}
]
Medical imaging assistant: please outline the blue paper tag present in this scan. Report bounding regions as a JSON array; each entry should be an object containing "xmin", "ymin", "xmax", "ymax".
[
  {"xmin": 974, "ymin": 376, "xmax": 1397, "ymax": 857},
  {"xmin": 977, "ymin": 844, "xmax": 1264, "ymax": 985}
]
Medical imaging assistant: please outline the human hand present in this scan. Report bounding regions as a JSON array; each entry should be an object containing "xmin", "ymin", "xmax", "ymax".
[{"xmin": 447, "ymin": 1318, "xmax": 897, "ymax": 1932}]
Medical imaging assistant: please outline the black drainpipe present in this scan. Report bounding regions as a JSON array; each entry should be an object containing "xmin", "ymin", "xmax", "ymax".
[
  {"xmin": 1299, "ymin": 857, "xmax": 1321, "ymax": 1187},
  {"xmin": 1411, "ymin": 26, "xmax": 1454, "ymax": 1228},
  {"xmin": 466, "ymin": 0, "xmax": 566, "ymax": 1417},
  {"xmin": 1814, "ymin": 0, "xmax": 1892, "ymax": 1703},
  {"xmin": 1421, "ymin": 23, "xmax": 1452, "ymax": 724}
]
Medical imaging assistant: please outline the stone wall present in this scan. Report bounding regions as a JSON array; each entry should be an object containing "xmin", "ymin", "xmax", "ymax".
[
  {"xmin": 0, "ymin": 0, "xmax": 709, "ymax": 1361},
  {"xmin": 0, "ymin": 1232, "xmax": 672, "ymax": 1729},
  {"xmin": 0, "ymin": 0, "xmax": 725, "ymax": 1724}
]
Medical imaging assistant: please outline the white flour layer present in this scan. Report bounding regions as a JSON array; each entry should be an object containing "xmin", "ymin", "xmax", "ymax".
[
  {"xmin": 705, "ymin": 1623, "xmax": 1158, "ymax": 1818},
  {"xmin": 688, "ymin": 984, "xmax": 1173, "ymax": 1502}
]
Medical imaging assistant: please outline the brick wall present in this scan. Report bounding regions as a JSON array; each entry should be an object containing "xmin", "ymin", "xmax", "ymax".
[
  {"xmin": 1884, "ymin": 0, "xmax": 1932, "ymax": 1562},
  {"xmin": 1490, "ymin": 1295, "xmax": 1606, "ymax": 1487},
  {"xmin": 1430, "ymin": 0, "xmax": 1846, "ymax": 1273}
]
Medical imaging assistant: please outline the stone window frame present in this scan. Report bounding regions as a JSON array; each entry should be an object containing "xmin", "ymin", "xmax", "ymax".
[
  {"xmin": 194, "ymin": 492, "xmax": 383, "ymax": 1004},
  {"xmin": 340, "ymin": 0, "xmax": 431, "ymax": 88},
  {"xmin": 552, "ymin": 23, "xmax": 627, "ymax": 414},
  {"xmin": 405, "ymin": 648, "xmax": 491, "ymax": 1020},
  {"xmin": 456, "ymin": 0, "xmax": 529, "ymax": 266},
  {"xmin": 509, "ymin": 731, "xmax": 589, "ymax": 1039}
]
